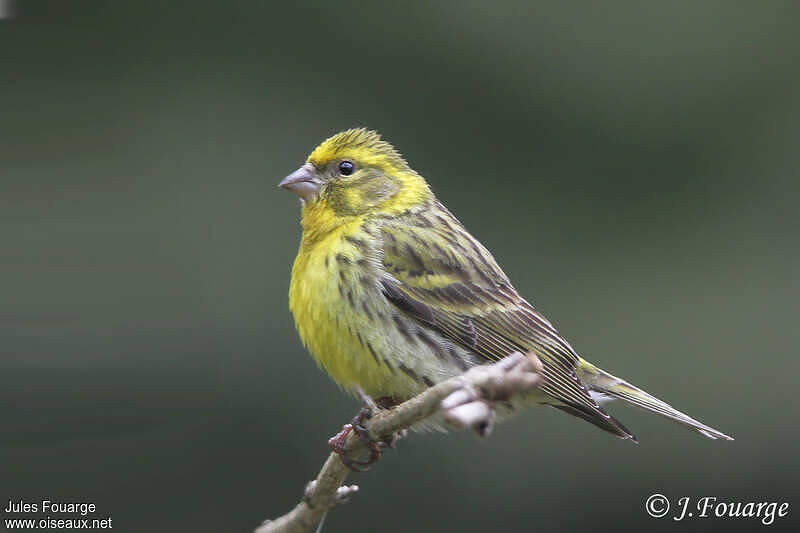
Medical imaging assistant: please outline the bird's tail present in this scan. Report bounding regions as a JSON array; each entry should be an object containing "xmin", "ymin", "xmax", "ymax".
[{"xmin": 576, "ymin": 358, "xmax": 734, "ymax": 441}]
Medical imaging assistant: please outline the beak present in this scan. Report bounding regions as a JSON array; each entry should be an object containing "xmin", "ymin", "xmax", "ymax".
[{"xmin": 279, "ymin": 163, "xmax": 322, "ymax": 201}]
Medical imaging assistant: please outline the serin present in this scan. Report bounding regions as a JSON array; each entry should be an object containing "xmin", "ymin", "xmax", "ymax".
[{"xmin": 281, "ymin": 128, "xmax": 733, "ymax": 443}]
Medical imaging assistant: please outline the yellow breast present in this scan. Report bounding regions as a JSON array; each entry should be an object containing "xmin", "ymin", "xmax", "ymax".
[{"xmin": 288, "ymin": 216, "xmax": 398, "ymax": 395}]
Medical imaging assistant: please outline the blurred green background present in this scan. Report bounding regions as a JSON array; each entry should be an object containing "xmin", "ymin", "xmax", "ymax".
[{"xmin": 2, "ymin": 1, "xmax": 799, "ymax": 531}]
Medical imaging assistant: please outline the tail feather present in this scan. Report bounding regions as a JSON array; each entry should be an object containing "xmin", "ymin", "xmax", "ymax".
[
  {"xmin": 577, "ymin": 358, "xmax": 734, "ymax": 441},
  {"xmin": 552, "ymin": 403, "xmax": 638, "ymax": 444}
]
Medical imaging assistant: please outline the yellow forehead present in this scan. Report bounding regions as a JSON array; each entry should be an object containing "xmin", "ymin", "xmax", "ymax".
[{"xmin": 307, "ymin": 128, "xmax": 407, "ymax": 169}]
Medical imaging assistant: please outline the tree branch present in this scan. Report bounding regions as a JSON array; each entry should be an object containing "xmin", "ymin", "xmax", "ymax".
[{"xmin": 255, "ymin": 351, "xmax": 543, "ymax": 533}]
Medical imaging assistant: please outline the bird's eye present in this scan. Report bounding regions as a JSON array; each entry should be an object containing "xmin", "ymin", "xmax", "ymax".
[{"xmin": 338, "ymin": 160, "xmax": 354, "ymax": 176}]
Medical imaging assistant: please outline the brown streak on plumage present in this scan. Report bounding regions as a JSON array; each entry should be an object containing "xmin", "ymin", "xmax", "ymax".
[
  {"xmin": 416, "ymin": 328, "xmax": 443, "ymax": 357},
  {"xmin": 365, "ymin": 340, "xmax": 380, "ymax": 364},
  {"xmin": 398, "ymin": 363, "xmax": 421, "ymax": 382},
  {"xmin": 411, "ymin": 232, "xmax": 429, "ymax": 248},
  {"xmin": 393, "ymin": 315, "xmax": 416, "ymax": 344},
  {"xmin": 344, "ymin": 235, "xmax": 368, "ymax": 250},
  {"xmin": 434, "ymin": 213, "xmax": 453, "ymax": 232},
  {"xmin": 415, "ymin": 213, "xmax": 433, "ymax": 227},
  {"xmin": 361, "ymin": 301, "xmax": 373, "ymax": 319},
  {"xmin": 404, "ymin": 242, "xmax": 426, "ymax": 272},
  {"xmin": 448, "ymin": 345, "xmax": 470, "ymax": 371},
  {"xmin": 381, "ymin": 280, "xmax": 435, "ymax": 323}
]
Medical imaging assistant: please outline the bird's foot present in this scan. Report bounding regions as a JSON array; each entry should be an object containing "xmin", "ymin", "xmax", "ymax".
[
  {"xmin": 328, "ymin": 389, "xmax": 401, "ymax": 471},
  {"xmin": 328, "ymin": 405, "xmax": 382, "ymax": 472}
]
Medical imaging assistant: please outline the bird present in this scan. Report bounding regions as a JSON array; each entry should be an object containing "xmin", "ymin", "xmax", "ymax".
[{"xmin": 280, "ymin": 128, "xmax": 733, "ymax": 446}]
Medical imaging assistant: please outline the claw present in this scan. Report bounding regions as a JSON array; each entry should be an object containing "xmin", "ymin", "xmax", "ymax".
[
  {"xmin": 327, "ymin": 390, "xmax": 405, "ymax": 472},
  {"xmin": 328, "ymin": 405, "xmax": 383, "ymax": 471}
]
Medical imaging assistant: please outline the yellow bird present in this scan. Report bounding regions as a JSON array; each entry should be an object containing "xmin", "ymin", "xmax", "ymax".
[{"xmin": 281, "ymin": 128, "xmax": 732, "ymax": 444}]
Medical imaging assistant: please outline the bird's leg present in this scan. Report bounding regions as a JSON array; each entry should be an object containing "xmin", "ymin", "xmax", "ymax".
[
  {"xmin": 375, "ymin": 394, "xmax": 408, "ymax": 409},
  {"xmin": 328, "ymin": 388, "xmax": 393, "ymax": 471}
]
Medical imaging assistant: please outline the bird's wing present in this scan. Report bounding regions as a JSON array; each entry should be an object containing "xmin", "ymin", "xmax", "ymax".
[{"xmin": 378, "ymin": 201, "xmax": 634, "ymax": 440}]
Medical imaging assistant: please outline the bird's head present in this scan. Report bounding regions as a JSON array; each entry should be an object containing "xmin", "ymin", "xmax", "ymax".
[{"xmin": 280, "ymin": 129, "xmax": 432, "ymax": 220}]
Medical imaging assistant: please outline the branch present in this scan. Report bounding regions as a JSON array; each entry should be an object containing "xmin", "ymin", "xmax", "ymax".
[{"xmin": 255, "ymin": 351, "xmax": 543, "ymax": 533}]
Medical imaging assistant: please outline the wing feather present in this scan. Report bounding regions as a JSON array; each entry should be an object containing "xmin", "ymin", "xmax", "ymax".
[{"xmin": 378, "ymin": 201, "xmax": 634, "ymax": 440}]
